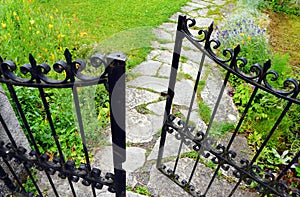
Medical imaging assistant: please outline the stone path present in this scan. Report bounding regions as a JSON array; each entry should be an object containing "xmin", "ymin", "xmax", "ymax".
[
  {"xmin": 94, "ymin": 0, "xmax": 258, "ymax": 196},
  {"xmin": 35, "ymin": 0, "xmax": 258, "ymax": 196}
]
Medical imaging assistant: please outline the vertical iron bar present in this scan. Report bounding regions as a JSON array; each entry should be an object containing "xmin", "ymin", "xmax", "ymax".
[
  {"xmin": 203, "ymin": 70, "xmax": 230, "ymax": 139},
  {"xmin": 204, "ymin": 164, "xmax": 221, "ymax": 196},
  {"xmin": 38, "ymin": 87, "xmax": 77, "ymax": 197},
  {"xmin": 227, "ymin": 86, "xmax": 260, "ymax": 196},
  {"xmin": 188, "ymin": 155, "xmax": 200, "ymax": 184},
  {"xmin": 5, "ymin": 85, "xmax": 59, "ymax": 196},
  {"xmin": 107, "ymin": 53, "xmax": 126, "ymax": 197},
  {"xmin": 276, "ymin": 151, "xmax": 300, "ymax": 181},
  {"xmin": 0, "ymin": 162, "xmax": 16, "ymax": 191},
  {"xmin": 226, "ymin": 86, "xmax": 259, "ymax": 151},
  {"xmin": 72, "ymin": 85, "xmax": 96, "ymax": 197},
  {"xmin": 172, "ymin": 140, "xmax": 184, "ymax": 173},
  {"xmin": 5, "ymin": 85, "xmax": 40, "ymax": 153},
  {"xmin": 157, "ymin": 15, "xmax": 185, "ymax": 169},
  {"xmin": 250, "ymin": 100, "xmax": 293, "ymax": 166},
  {"xmin": 185, "ymin": 52, "xmax": 206, "ymax": 128},
  {"xmin": 173, "ymin": 52, "xmax": 205, "ymax": 182},
  {"xmin": 23, "ymin": 166, "xmax": 44, "ymax": 196},
  {"xmin": 2, "ymin": 159, "xmax": 25, "ymax": 192}
]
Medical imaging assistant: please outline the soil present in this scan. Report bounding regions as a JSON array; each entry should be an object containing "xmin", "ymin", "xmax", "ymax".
[{"xmin": 267, "ymin": 11, "xmax": 300, "ymax": 72}]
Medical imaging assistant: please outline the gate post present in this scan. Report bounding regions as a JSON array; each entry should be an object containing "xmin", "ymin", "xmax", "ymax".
[{"xmin": 107, "ymin": 53, "xmax": 126, "ymax": 197}]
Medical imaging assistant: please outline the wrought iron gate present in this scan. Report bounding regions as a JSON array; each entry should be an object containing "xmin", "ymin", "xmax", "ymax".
[
  {"xmin": 0, "ymin": 49, "xmax": 126, "ymax": 197},
  {"xmin": 157, "ymin": 15, "xmax": 300, "ymax": 197}
]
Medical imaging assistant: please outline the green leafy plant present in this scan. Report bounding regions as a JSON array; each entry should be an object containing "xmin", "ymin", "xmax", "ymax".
[
  {"xmin": 263, "ymin": 0, "xmax": 300, "ymax": 16},
  {"xmin": 135, "ymin": 186, "xmax": 151, "ymax": 196},
  {"xmin": 268, "ymin": 148, "xmax": 292, "ymax": 165},
  {"xmin": 295, "ymin": 165, "xmax": 300, "ymax": 177}
]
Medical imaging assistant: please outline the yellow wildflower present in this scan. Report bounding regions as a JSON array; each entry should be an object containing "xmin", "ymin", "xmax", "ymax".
[
  {"xmin": 79, "ymin": 32, "xmax": 88, "ymax": 37},
  {"xmin": 36, "ymin": 30, "xmax": 40, "ymax": 34},
  {"xmin": 13, "ymin": 12, "xmax": 17, "ymax": 16},
  {"xmin": 239, "ymin": 33, "xmax": 244, "ymax": 37},
  {"xmin": 247, "ymin": 36, "xmax": 251, "ymax": 41},
  {"xmin": 16, "ymin": 16, "xmax": 20, "ymax": 21},
  {"xmin": 241, "ymin": 40, "xmax": 245, "ymax": 45},
  {"xmin": 50, "ymin": 54, "xmax": 55, "ymax": 61},
  {"xmin": 67, "ymin": 23, "xmax": 71, "ymax": 28},
  {"xmin": 48, "ymin": 24, "xmax": 53, "ymax": 29},
  {"xmin": 1, "ymin": 23, "xmax": 6, "ymax": 28},
  {"xmin": 7, "ymin": 33, "xmax": 11, "ymax": 37},
  {"xmin": 30, "ymin": 19, "xmax": 35, "ymax": 25},
  {"xmin": 29, "ymin": 27, "xmax": 32, "ymax": 30},
  {"xmin": 50, "ymin": 15, "xmax": 53, "ymax": 20},
  {"xmin": 57, "ymin": 33, "xmax": 65, "ymax": 38}
]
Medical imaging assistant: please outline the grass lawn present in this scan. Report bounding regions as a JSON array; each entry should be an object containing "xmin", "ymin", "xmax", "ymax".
[{"xmin": 1, "ymin": 0, "xmax": 189, "ymax": 68}]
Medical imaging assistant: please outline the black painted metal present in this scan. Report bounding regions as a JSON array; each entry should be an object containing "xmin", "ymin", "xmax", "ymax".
[
  {"xmin": 0, "ymin": 49, "xmax": 126, "ymax": 196},
  {"xmin": 157, "ymin": 14, "xmax": 300, "ymax": 197}
]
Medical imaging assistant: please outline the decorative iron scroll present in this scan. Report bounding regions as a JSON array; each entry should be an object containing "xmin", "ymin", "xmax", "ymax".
[
  {"xmin": 0, "ymin": 142, "xmax": 116, "ymax": 193},
  {"xmin": 179, "ymin": 15, "xmax": 300, "ymax": 104},
  {"xmin": 159, "ymin": 114, "xmax": 300, "ymax": 197},
  {"xmin": 0, "ymin": 49, "xmax": 111, "ymax": 88}
]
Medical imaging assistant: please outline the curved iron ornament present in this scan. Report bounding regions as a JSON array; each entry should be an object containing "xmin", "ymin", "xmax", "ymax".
[
  {"xmin": 158, "ymin": 15, "xmax": 300, "ymax": 197},
  {"xmin": 0, "ymin": 49, "xmax": 110, "ymax": 88},
  {"xmin": 0, "ymin": 142, "xmax": 116, "ymax": 194},
  {"xmin": 160, "ymin": 114, "xmax": 300, "ymax": 197},
  {"xmin": 179, "ymin": 15, "xmax": 300, "ymax": 104}
]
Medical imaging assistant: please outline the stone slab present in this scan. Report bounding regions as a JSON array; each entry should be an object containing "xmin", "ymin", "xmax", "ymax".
[
  {"xmin": 131, "ymin": 60, "xmax": 161, "ymax": 76},
  {"xmin": 157, "ymin": 63, "xmax": 171, "ymax": 77},
  {"xmin": 180, "ymin": 60, "xmax": 206, "ymax": 81},
  {"xmin": 173, "ymin": 79, "xmax": 198, "ymax": 109},
  {"xmin": 155, "ymin": 50, "xmax": 173, "ymax": 64},
  {"xmin": 191, "ymin": 0, "xmax": 213, "ymax": 7},
  {"xmin": 153, "ymin": 28, "xmax": 173, "ymax": 41},
  {"xmin": 127, "ymin": 109, "xmax": 157, "ymax": 143},
  {"xmin": 93, "ymin": 146, "xmax": 146, "ymax": 174},
  {"xmin": 181, "ymin": 49, "xmax": 203, "ymax": 63},
  {"xmin": 187, "ymin": 2, "xmax": 211, "ymax": 8},
  {"xmin": 181, "ymin": 6, "xmax": 196, "ymax": 13},
  {"xmin": 146, "ymin": 101, "xmax": 166, "ymax": 116},
  {"xmin": 179, "ymin": 109, "xmax": 207, "ymax": 132},
  {"xmin": 127, "ymin": 88, "xmax": 160, "ymax": 109},
  {"xmin": 198, "ymin": 8, "xmax": 209, "ymax": 16},
  {"xmin": 158, "ymin": 23, "xmax": 177, "ymax": 33},
  {"xmin": 213, "ymin": 0, "xmax": 226, "ymax": 6},
  {"xmin": 147, "ymin": 133, "xmax": 191, "ymax": 161},
  {"xmin": 127, "ymin": 76, "xmax": 169, "ymax": 93},
  {"xmin": 200, "ymin": 67, "xmax": 239, "ymax": 123},
  {"xmin": 147, "ymin": 49, "xmax": 162, "ymax": 60},
  {"xmin": 148, "ymin": 158, "xmax": 259, "ymax": 197},
  {"xmin": 195, "ymin": 17, "xmax": 213, "ymax": 28},
  {"xmin": 157, "ymin": 43, "xmax": 175, "ymax": 51}
]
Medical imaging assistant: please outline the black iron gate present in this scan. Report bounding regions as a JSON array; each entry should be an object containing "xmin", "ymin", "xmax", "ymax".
[
  {"xmin": 0, "ymin": 49, "xmax": 126, "ymax": 197},
  {"xmin": 157, "ymin": 15, "xmax": 300, "ymax": 197}
]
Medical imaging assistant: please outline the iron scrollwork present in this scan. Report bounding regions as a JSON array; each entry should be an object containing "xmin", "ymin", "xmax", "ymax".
[
  {"xmin": 0, "ymin": 49, "xmax": 110, "ymax": 88},
  {"xmin": 0, "ymin": 141, "xmax": 116, "ymax": 194},
  {"xmin": 179, "ymin": 15, "xmax": 300, "ymax": 104}
]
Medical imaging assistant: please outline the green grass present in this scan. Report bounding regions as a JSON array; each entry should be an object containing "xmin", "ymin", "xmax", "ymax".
[{"xmin": 37, "ymin": 0, "xmax": 189, "ymax": 67}]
